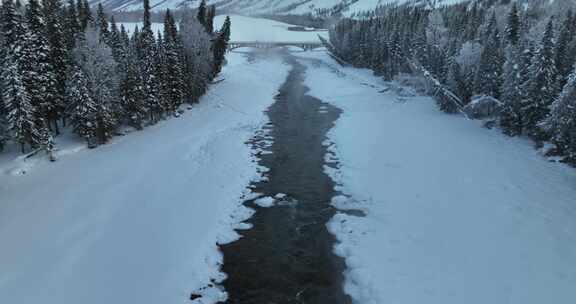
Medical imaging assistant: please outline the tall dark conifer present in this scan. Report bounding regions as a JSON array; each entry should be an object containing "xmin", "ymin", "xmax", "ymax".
[
  {"xmin": 42, "ymin": 0, "xmax": 68, "ymax": 127},
  {"xmin": 197, "ymin": 0, "xmax": 207, "ymax": 31},
  {"xmin": 473, "ymin": 14, "xmax": 503, "ymax": 98},
  {"xmin": 212, "ymin": 15, "xmax": 230, "ymax": 77},
  {"xmin": 520, "ymin": 19, "xmax": 558, "ymax": 141},
  {"xmin": 140, "ymin": 0, "xmax": 162, "ymax": 122},
  {"xmin": 24, "ymin": 0, "xmax": 60, "ymax": 135}
]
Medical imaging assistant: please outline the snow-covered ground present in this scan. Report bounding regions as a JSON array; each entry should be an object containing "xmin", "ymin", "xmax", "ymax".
[
  {"xmin": 0, "ymin": 51, "xmax": 290, "ymax": 304},
  {"xmin": 296, "ymin": 51, "xmax": 576, "ymax": 304}
]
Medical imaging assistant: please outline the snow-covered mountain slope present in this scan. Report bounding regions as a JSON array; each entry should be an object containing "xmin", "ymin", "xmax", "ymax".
[{"xmin": 100, "ymin": 0, "xmax": 467, "ymax": 15}]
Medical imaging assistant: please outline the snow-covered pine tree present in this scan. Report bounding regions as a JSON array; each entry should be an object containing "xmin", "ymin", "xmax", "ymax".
[
  {"xmin": 505, "ymin": 3, "xmax": 520, "ymax": 46},
  {"xmin": 120, "ymin": 24, "xmax": 130, "ymax": 47},
  {"xmin": 71, "ymin": 28, "xmax": 120, "ymax": 145},
  {"xmin": 212, "ymin": 15, "xmax": 230, "ymax": 77},
  {"xmin": 120, "ymin": 45, "xmax": 146, "ymax": 130},
  {"xmin": 64, "ymin": 0, "xmax": 82, "ymax": 51},
  {"xmin": 500, "ymin": 39, "xmax": 533, "ymax": 136},
  {"xmin": 473, "ymin": 14, "xmax": 504, "ymax": 98},
  {"xmin": 446, "ymin": 59, "xmax": 466, "ymax": 104},
  {"xmin": 42, "ymin": 0, "xmax": 68, "ymax": 127},
  {"xmin": 24, "ymin": 0, "xmax": 60, "ymax": 134},
  {"xmin": 107, "ymin": 16, "xmax": 124, "ymax": 62},
  {"xmin": 520, "ymin": 19, "xmax": 559, "ymax": 141},
  {"xmin": 180, "ymin": 8, "xmax": 213, "ymax": 102},
  {"xmin": 555, "ymin": 10, "xmax": 576, "ymax": 89},
  {"xmin": 95, "ymin": 3, "xmax": 108, "ymax": 40},
  {"xmin": 161, "ymin": 9, "xmax": 184, "ymax": 113},
  {"xmin": 2, "ymin": 52, "xmax": 43, "ymax": 152},
  {"xmin": 1, "ymin": 0, "xmax": 23, "ymax": 46},
  {"xmin": 139, "ymin": 0, "xmax": 162, "ymax": 122},
  {"xmin": 66, "ymin": 66, "xmax": 98, "ymax": 147},
  {"xmin": 542, "ymin": 68, "xmax": 576, "ymax": 162}
]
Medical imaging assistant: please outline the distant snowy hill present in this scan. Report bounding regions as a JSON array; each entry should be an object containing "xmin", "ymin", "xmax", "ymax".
[
  {"xmin": 97, "ymin": 0, "xmax": 468, "ymax": 15},
  {"xmin": 96, "ymin": 0, "xmax": 566, "ymax": 15}
]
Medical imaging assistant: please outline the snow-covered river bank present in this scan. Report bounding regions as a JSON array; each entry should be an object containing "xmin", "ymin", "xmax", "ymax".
[
  {"xmin": 0, "ymin": 50, "xmax": 290, "ymax": 304},
  {"xmin": 296, "ymin": 51, "xmax": 576, "ymax": 304},
  {"xmin": 2, "ymin": 15, "xmax": 576, "ymax": 304}
]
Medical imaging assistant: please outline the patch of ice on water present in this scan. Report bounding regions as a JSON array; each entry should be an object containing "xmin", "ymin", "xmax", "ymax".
[{"xmin": 254, "ymin": 196, "xmax": 276, "ymax": 207}]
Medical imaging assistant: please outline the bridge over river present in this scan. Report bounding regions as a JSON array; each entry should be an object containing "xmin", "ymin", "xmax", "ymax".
[{"xmin": 228, "ymin": 41, "xmax": 324, "ymax": 51}]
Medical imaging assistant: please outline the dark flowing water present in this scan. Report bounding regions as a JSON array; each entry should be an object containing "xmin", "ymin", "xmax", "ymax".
[{"xmin": 219, "ymin": 54, "xmax": 351, "ymax": 304}]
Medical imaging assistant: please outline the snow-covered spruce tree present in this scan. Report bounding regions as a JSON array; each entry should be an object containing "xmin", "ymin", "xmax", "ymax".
[
  {"xmin": 180, "ymin": 7, "xmax": 214, "ymax": 102},
  {"xmin": 473, "ymin": 14, "xmax": 504, "ymax": 98},
  {"xmin": 500, "ymin": 39, "xmax": 533, "ymax": 137},
  {"xmin": 63, "ymin": 0, "xmax": 82, "ymax": 51},
  {"xmin": 2, "ymin": 52, "xmax": 43, "ymax": 152},
  {"xmin": 65, "ymin": 66, "xmax": 98, "ymax": 147},
  {"xmin": 445, "ymin": 59, "xmax": 466, "ymax": 107},
  {"xmin": 139, "ymin": 0, "xmax": 163, "ymax": 122},
  {"xmin": 504, "ymin": 3, "xmax": 520, "ymax": 46},
  {"xmin": 1, "ymin": 0, "xmax": 23, "ymax": 46},
  {"xmin": 107, "ymin": 16, "xmax": 124, "ymax": 62},
  {"xmin": 120, "ymin": 45, "xmax": 146, "ymax": 130},
  {"xmin": 160, "ymin": 9, "xmax": 184, "ymax": 114},
  {"xmin": 24, "ymin": 0, "xmax": 61, "ymax": 134},
  {"xmin": 212, "ymin": 15, "xmax": 231, "ymax": 77},
  {"xmin": 520, "ymin": 19, "xmax": 559, "ymax": 141},
  {"xmin": 2, "ymin": 0, "xmax": 52, "ymax": 153},
  {"xmin": 499, "ymin": 4, "xmax": 526, "ymax": 136},
  {"xmin": 42, "ymin": 0, "xmax": 68, "ymax": 128},
  {"xmin": 542, "ymin": 68, "xmax": 576, "ymax": 162},
  {"xmin": 70, "ymin": 28, "xmax": 120, "ymax": 146},
  {"xmin": 95, "ymin": 3, "xmax": 109, "ymax": 41},
  {"xmin": 555, "ymin": 10, "xmax": 576, "ymax": 89}
]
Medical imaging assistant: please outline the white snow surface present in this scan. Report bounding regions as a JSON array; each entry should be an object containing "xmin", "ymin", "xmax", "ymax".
[
  {"xmin": 0, "ymin": 51, "xmax": 290, "ymax": 304},
  {"xmin": 297, "ymin": 51, "xmax": 576, "ymax": 304}
]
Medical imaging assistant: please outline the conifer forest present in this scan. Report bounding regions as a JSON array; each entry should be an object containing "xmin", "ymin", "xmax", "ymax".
[{"xmin": 0, "ymin": 0, "xmax": 231, "ymax": 155}]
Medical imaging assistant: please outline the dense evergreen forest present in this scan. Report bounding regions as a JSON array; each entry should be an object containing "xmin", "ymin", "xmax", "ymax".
[
  {"xmin": 0, "ymin": 0, "xmax": 231, "ymax": 158},
  {"xmin": 328, "ymin": 0, "xmax": 576, "ymax": 164}
]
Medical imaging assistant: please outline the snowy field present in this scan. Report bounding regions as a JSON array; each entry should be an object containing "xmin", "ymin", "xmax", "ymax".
[
  {"xmin": 297, "ymin": 51, "xmax": 576, "ymax": 304},
  {"xmin": 0, "ymin": 51, "xmax": 290, "ymax": 304}
]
